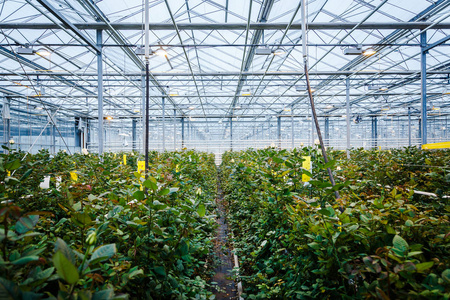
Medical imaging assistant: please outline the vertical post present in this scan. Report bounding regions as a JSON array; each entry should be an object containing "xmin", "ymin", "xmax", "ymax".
[
  {"xmin": 141, "ymin": 74, "xmax": 145, "ymax": 153},
  {"xmin": 277, "ymin": 116, "xmax": 281, "ymax": 149},
  {"xmin": 2, "ymin": 96, "xmax": 11, "ymax": 148},
  {"xmin": 291, "ymin": 109, "xmax": 294, "ymax": 149},
  {"xmin": 230, "ymin": 117, "xmax": 233, "ymax": 151},
  {"xmin": 408, "ymin": 107, "xmax": 411, "ymax": 146},
  {"xmin": 132, "ymin": 119, "xmax": 137, "ymax": 151},
  {"xmin": 145, "ymin": 62, "xmax": 150, "ymax": 176},
  {"xmin": 418, "ymin": 118, "xmax": 421, "ymax": 141},
  {"xmin": 372, "ymin": 116, "xmax": 378, "ymax": 149},
  {"xmin": 420, "ymin": 31, "xmax": 427, "ymax": 145},
  {"xmin": 97, "ymin": 29, "xmax": 103, "ymax": 155},
  {"xmin": 173, "ymin": 109, "xmax": 176, "ymax": 150},
  {"xmin": 162, "ymin": 97, "xmax": 165, "ymax": 151},
  {"xmin": 181, "ymin": 117, "xmax": 185, "ymax": 148},
  {"xmin": 346, "ymin": 76, "xmax": 351, "ymax": 158},
  {"xmin": 324, "ymin": 117, "xmax": 329, "ymax": 147},
  {"xmin": 311, "ymin": 110, "xmax": 314, "ymax": 147}
]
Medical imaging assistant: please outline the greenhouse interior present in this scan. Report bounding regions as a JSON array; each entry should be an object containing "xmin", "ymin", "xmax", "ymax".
[{"xmin": 0, "ymin": 0, "xmax": 449, "ymax": 299}]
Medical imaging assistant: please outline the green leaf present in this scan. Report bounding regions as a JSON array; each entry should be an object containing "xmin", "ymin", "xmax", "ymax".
[
  {"xmin": 393, "ymin": 235, "xmax": 409, "ymax": 254},
  {"xmin": 416, "ymin": 261, "xmax": 434, "ymax": 272},
  {"xmin": 54, "ymin": 238, "xmax": 75, "ymax": 265},
  {"xmin": 197, "ymin": 204, "xmax": 206, "ymax": 217},
  {"xmin": 442, "ymin": 269, "xmax": 450, "ymax": 283},
  {"xmin": 318, "ymin": 207, "xmax": 335, "ymax": 217},
  {"xmin": 53, "ymin": 251, "xmax": 79, "ymax": 284},
  {"xmin": 0, "ymin": 277, "xmax": 21, "ymax": 299},
  {"xmin": 386, "ymin": 225, "xmax": 396, "ymax": 234},
  {"xmin": 405, "ymin": 220, "xmax": 414, "ymax": 227},
  {"xmin": 19, "ymin": 169, "xmax": 33, "ymax": 182},
  {"xmin": 133, "ymin": 190, "xmax": 145, "ymax": 201},
  {"xmin": 11, "ymin": 255, "xmax": 39, "ymax": 265},
  {"xmin": 89, "ymin": 244, "xmax": 116, "ymax": 264},
  {"xmin": 92, "ymin": 289, "xmax": 114, "ymax": 300},
  {"xmin": 158, "ymin": 188, "xmax": 170, "ymax": 196},
  {"xmin": 5, "ymin": 159, "xmax": 21, "ymax": 171},
  {"xmin": 154, "ymin": 266, "xmax": 166, "ymax": 277},
  {"xmin": 15, "ymin": 215, "xmax": 39, "ymax": 234},
  {"xmin": 71, "ymin": 212, "xmax": 92, "ymax": 227},
  {"xmin": 307, "ymin": 242, "xmax": 320, "ymax": 250},
  {"xmin": 143, "ymin": 180, "xmax": 157, "ymax": 192}
]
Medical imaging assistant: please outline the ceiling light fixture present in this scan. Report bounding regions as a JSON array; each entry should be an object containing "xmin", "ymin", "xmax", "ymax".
[
  {"xmin": 154, "ymin": 47, "xmax": 167, "ymax": 57},
  {"xmin": 35, "ymin": 48, "xmax": 51, "ymax": 56},
  {"xmin": 363, "ymin": 47, "xmax": 376, "ymax": 56},
  {"xmin": 273, "ymin": 48, "xmax": 285, "ymax": 56},
  {"xmin": 105, "ymin": 116, "xmax": 113, "ymax": 120},
  {"xmin": 343, "ymin": 45, "xmax": 362, "ymax": 55}
]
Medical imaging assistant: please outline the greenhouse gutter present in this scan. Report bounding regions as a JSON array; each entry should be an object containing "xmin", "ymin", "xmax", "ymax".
[{"xmin": 2, "ymin": 22, "xmax": 450, "ymax": 30}]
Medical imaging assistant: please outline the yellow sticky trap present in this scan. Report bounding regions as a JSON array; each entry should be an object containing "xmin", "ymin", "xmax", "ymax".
[
  {"xmin": 137, "ymin": 161, "xmax": 145, "ymax": 173},
  {"xmin": 302, "ymin": 156, "xmax": 311, "ymax": 182},
  {"xmin": 123, "ymin": 154, "xmax": 127, "ymax": 165},
  {"xmin": 114, "ymin": 153, "xmax": 116, "ymax": 158},
  {"xmin": 70, "ymin": 171, "xmax": 78, "ymax": 181},
  {"xmin": 7, "ymin": 170, "xmax": 11, "ymax": 177},
  {"xmin": 422, "ymin": 141, "xmax": 450, "ymax": 150},
  {"xmin": 137, "ymin": 161, "xmax": 146, "ymax": 191}
]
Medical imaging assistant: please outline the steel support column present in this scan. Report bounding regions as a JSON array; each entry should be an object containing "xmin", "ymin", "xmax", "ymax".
[
  {"xmin": 324, "ymin": 117, "xmax": 329, "ymax": 147},
  {"xmin": 277, "ymin": 116, "xmax": 281, "ymax": 149},
  {"xmin": 97, "ymin": 29, "xmax": 104, "ymax": 155},
  {"xmin": 291, "ymin": 109, "xmax": 294, "ymax": 149},
  {"xmin": 173, "ymin": 109, "xmax": 176, "ymax": 150},
  {"xmin": 230, "ymin": 117, "xmax": 233, "ymax": 151},
  {"xmin": 420, "ymin": 31, "xmax": 427, "ymax": 145},
  {"xmin": 372, "ymin": 116, "xmax": 378, "ymax": 149},
  {"xmin": 2, "ymin": 97, "xmax": 10, "ymax": 148},
  {"xmin": 132, "ymin": 119, "xmax": 137, "ymax": 151},
  {"xmin": 162, "ymin": 97, "xmax": 165, "ymax": 151},
  {"xmin": 311, "ymin": 110, "xmax": 314, "ymax": 147},
  {"xmin": 408, "ymin": 107, "xmax": 412, "ymax": 146},
  {"xmin": 346, "ymin": 77, "xmax": 351, "ymax": 158},
  {"xmin": 141, "ymin": 74, "xmax": 145, "ymax": 153},
  {"xmin": 181, "ymin": 117, "xmax": 185, "ymax": 148}
]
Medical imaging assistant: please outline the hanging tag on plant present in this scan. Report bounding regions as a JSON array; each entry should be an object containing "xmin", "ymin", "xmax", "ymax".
[
  {"xmin": 6, "ymin": 170, "xmax": 10, "ymax": 177},
  {"xmin": 40, "ymin": 176, "xmax": 50, "ymax": 189},
  {"xmin": 70, "ymin": 171, "xmax": 78, "ymax": 182},
  {"xmin": 302, "ymin": 156, "xmax": 311, "ymax": 182},
  {"xmin": 137, "ymin": 161, "xmax": 145, "ymax": 173},
  {"xmin": 123, "ymin": 154, "xmax": 127, "ymax": 165}
]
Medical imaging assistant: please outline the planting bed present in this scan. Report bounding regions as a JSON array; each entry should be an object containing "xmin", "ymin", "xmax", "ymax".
[
  {"xmin": 0, "ymin": 148, "xmax": 218, "ymax": 299},
  {"xmin": 221, "ymin": 147, "xmax": 449, "ymax": 299}
]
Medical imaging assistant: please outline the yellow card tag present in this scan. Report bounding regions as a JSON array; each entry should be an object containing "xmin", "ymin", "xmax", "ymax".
[
  {"xmin": 123, "ymin": 154, "xmax": 127, "ymax": 165},
  {"xmin": 7, "ymin": 170, "xmax": 11, "ymax": 177},
  {"xmin": 302, "ymin": 156, "xmax": 311, "ymax": 182},
  {"xmin": 70, "ymin": 171, "xmax": 78, "ymax": 181},
  {"xmin": 137, "ymin": 161, "xmax": 145, "ymax": 173}
]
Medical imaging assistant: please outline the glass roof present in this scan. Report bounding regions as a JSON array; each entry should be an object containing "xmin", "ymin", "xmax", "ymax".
[{"xmin": 0, "ymin": 0, "xmax": 449, "ymax": 141}]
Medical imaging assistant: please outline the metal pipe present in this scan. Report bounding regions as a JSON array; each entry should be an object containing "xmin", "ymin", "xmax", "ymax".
[
  {"xmin": 291, "ymin": 108, "xmax": 294, "ymax": 149},
  {"xmin": 173, "ymin": 109, "xmax": 176, "ymax": 150},
  {"xmin": 421, "ymin": 31, "xmax": 427, "ymax": 145},
  {"xmin": 162, "ymin": 97, "xmax": 165, "ymax": 151},
  {"xmin": 277, "ymin": 116, "xmax": 281, "ymax": 149},
  {"xmin": 97, "ymin": 29, "xmax": 104, "ymax": 155},
  {"xmin": 346, "ymin": 77, "xmax": 351, "ymax": 158},
  {"xmin": 408, "ymin": 107, "xmax": 412, "ymax": 146}
]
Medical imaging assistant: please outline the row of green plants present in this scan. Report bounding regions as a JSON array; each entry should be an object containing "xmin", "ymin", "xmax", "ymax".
[
  {"xmin": 335, "ymin": 147, "xmax": 449, "ymax": 199},
  {"xmin": 1, "ymin": 147, "xmax": 218, "ymax": 299},
  {"xmin": 221, "ymin": 147, "xmax": 450, "ymax": 299}
]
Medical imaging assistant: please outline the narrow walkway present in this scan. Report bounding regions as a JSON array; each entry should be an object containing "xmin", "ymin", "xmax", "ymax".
[{"xmin": 211, "ymin": 178, "xmax": 236, "ymax": 299}]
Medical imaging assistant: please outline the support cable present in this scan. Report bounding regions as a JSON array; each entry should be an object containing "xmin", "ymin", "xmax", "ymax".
[{"xmin": 301, "ymin": 0, "xmax": 342, "ymax": 209}]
